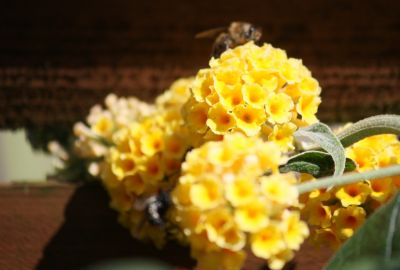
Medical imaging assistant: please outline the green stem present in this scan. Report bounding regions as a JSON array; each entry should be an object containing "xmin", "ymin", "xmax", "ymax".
[
  {"xmin": 296, "ymin": 165, "xmax": 400, "ymax": 194},
  {"xmin": 337, "ymin": 114, "xmax": 400, "ymax": 148}
]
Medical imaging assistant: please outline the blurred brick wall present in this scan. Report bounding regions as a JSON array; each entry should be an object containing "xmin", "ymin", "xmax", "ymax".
[{"xmin": 0, "ymin": 0, "xmax": 399, "ymax": 128}]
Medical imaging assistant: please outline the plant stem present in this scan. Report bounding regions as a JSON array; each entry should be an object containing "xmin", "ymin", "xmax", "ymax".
[
  {"xmin": 337, "ymin": 114, "xmax": 400, "ymax": 148},
  {"xmin": 296, "ymin": 165, "xmax": 400, "ymax": 194}
]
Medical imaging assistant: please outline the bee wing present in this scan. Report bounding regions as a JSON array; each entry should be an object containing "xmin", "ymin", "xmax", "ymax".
[{"xmin": 195, "ymin": 27, "xmax": 227, "ymax": 39}]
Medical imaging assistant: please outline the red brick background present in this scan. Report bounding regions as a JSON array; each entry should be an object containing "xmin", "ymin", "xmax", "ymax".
[{"xmin": 0, "ymin": 0, "xmax": 399, "ymax": 128}]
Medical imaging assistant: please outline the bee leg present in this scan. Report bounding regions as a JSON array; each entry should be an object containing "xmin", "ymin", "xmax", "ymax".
[{"xmin": 212, "ymin": 33, "xmax": 234, "ymax": 58}]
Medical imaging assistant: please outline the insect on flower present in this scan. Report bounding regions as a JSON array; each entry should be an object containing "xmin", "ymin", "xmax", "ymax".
[
  {"xmin": 196, "ymin": 21, "xmax": 262, "ymax": 58},
  {"xmin": 145, "ymin": 190, "xmax": 171, "ymax": 226}
]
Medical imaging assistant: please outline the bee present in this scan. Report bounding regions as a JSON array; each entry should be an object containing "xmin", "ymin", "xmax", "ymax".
[
  {"xmin": 196, "ymin": 21, "xmax": 263, "ymax": 58},
  {"xmin": 144, "ymin": 190, "xmax": 171, "ymax": 226}
]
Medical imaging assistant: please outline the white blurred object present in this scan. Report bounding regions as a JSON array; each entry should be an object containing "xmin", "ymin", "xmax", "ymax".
[{"xmin": 0, "ymin": 130, "xmax": 53, "ymax": 182}]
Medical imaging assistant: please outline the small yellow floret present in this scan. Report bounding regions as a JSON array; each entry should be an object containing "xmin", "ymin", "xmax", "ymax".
[
  {"xmin": 207, "ymin": 103, "xmax": 236, "ymax": 134},
  {"xmin": 265, "ymin": 93, "xmax": 294, "ymax": 124},
  {"xmin": 190, "ymin": 176, "xmax": 223, "ymax": 210},
  {"xmin": 233, "ymin": 104, "xmax": 267, "ymax": 136},
  {"xmin": 251, "ymin": 223, "xmax": 285, "ymax": 259},
  {"xmin": 333, "ymin": 206, "xmax": 366, "ymax": 239},
  {"xmin": 335, "ymin": 182, "xmax": 371, "ymax": 207},
  {"xmin": 234, "ymin": 200, "xmax": 269, "ymax": 232}
]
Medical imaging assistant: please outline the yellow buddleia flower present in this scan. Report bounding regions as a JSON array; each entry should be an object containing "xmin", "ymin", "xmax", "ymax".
[
  {"xmin": 225, "ymin": 177, "xmax": 257, "ymax": 206},
  {"xmin": 233, "ymin": 104, "xmax": 267, "ymax": 136},
  {"xmin": 303, "ymin": 200, "xmax": 332, "ymax": 228},
  {"xmin": 296, "ymin": 95, "xmax": 321, "ymax": 124},
  {"xmin": 260, "ymin": 174, "xmax": 298, "ymax": 206},
  {"xmin": 140, "ymin": 128, "xmax": 165, "ymax": 156},
  {"xmin": 98, "ymin": 83, "xmax": 194, "ymax": 249},
  {"xmin": 368, "ymin": 177, "xmax": 395, "ymax": 202},
  {"xmin": 174, "ymin": 208, "xmax": 203, "ymax": 236},
  {"xmin": 182, "ymin": 98, "xmax": 209, "ymax": 134},
  {"xmin": 182, "ymin": 41, "xmax": 321, "ymax": 142},
  {"xmin": 268, "ymin": 122, "xmax": 297, "ymax": 151},
  {"xmin": 206, "ymin": 102, "xmax": 236, "ymax": 134},
  {"xmin": 110, "ymin": 151, "xmax": 139, "ymax": 180},
  {"xmin": 138, "ymin": 154, "xmax": 164, "ymax": 184},
  {"xmin": 335, "ymin": 182, "xmax": 371, "ymax": 207},
  {"xmin": 172, "ymin": 133, "xmax": 305, "ymax": 270},
  {"xmin": 268, "ymin": 249, "xmax": 295, "ymax": 270},
  {"xmin": 333, "ymin": 206, "xmax": 366, "ymax": 239},
  {"xmin": 234, "ymin": 200, "xmax": 269, "ymax": 232},
  {"xmin": 215, "ymin": 81, "xmax": 244, "ymax": 109},
  {"xmin": 255, "ymin": 141, "xmax": 283, "ymax": 171},
  {"xmin": 279, "ymin": 58, "xmax": 303, "ymax": 84},
  {"xmin": 251, "ymin": 223, "xmax": 286, "ymax": 259},
  {"xmin": 156, "ymin": 77, "xmax": 194, "ymax": 110},
  {"xmin": 242, "ymin": 83, "xmax": 269, "ymax": 108},
  {"xmin": 191, "ymin": 69, "xmax": 213, "ymax": 102},
  {"xmin": 304, "ymin": 133, "xmax": 400, "ymax": 250},
  {"xmin": 164, "ymin": 134, "xmax": 187, "ymax": 158},
  {"xmin": 204, "ymin": 208, "xmax": 234, "ymax": 243},
  {"xmin": 163, "ymin": 156, "xmax": 182, "ymax": 175},
  {"xmin": 217, "ymin": 225, "xmax": 246, "ymax": 251},
  {"xmin": 282, "ymin": 211, "xmax": 309, "ymax": 250},
  {"xmin": 108, "ymin": 184, "xmax": 134, "ymax": 213},
  {"xmin": 265, "ymin": 93, "xmax": 294, "ymax": 124},
  {"xmin": 298, "ymin": 77, "xmax": 321, "ymax": 96},
  {"xmin": 243, "ymin": 70, "xmax": 279, "ymax": 92},
  {"xmin": 346, "ymin": 145, "xmax": 377, "ymax": 172},
  {"xmin": 92, "ymin": 114, "xmax": 114, "ymax": 138},
  {"xmin": 190, "ymin": 176, "xmax": 224, "ymax": 210},
  {"xmin": 123, "ymin": 174, "xmax": 146, "ymax": 195}
]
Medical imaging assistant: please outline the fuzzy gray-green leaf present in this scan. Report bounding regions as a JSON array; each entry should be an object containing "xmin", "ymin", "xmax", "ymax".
[{"xmin": 295, "ymin": 123, "xmax": 346, "ymax": 176}]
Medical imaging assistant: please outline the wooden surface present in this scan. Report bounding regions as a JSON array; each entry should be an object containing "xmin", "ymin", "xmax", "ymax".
[
  {"xmin": 0, "ymin": 0, "xmax": 400, "ymax": 129},
  {"xmin": 0, "ymin": 182, "xmax": 333, "ymax": 270}
]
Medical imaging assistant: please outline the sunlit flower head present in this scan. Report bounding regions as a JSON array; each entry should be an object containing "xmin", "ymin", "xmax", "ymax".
[
  {"xmin": 182, "ymin": 41, "xmax": 321, "ymax": 142},
  {"xmin": 172, "ymin": 133, "xmax": 304, "ymax": 270}
]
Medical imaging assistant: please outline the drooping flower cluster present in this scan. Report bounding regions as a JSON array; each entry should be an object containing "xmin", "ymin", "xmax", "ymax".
[
  {"xmin": 48, "ymin": 94, "xmax": 156, "ymax": 179},
  {"xmin": 98, "ymin": 78, "xmax": 195, "ymax": 247},
  {"xmin": 182, "ymin": 41, "xmax": 321, "ymax": 151},
  {"xmin": 72, "ymin": 94, "xmax": 156, "ymax": 175},
  {"xmin": 301, "ymin": 134, "xmax": 400, "ymax": 249},
  {"xmin": 171, "ymin": 133, "xmax": 309, "ymax": 270}
]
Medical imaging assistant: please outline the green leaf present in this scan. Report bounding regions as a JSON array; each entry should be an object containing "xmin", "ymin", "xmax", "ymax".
[
  {"xmin": 336, "ymin": 257, "xmax": 400, "ymax": 270},
  {"xmin": 337, "ymin": 114, "xmax": 400, "ymax": 148},
  {"xmin": 279, "ymin": 160, "xmax": 321, "ymax": 176},
  {"xmin": 280, "ymin": 151, "xmax": 356, "ymax": 177},
  {"xmin": 295, "ymin": 123, "xmax": 346, "ymax": 176},
  {"xmin": 325, "ymin": 192, "xmax": 400, "ymax": 270}
]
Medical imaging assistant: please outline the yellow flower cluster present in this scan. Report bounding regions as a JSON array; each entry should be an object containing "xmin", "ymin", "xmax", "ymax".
[
  {"xmin": 301, "ymin": 134, "xmax": 400, "ymax": 248},
  {"xmin": 156, "ymin": 77, "xmax": 194, "ymax": 110},
  {"xmin": 93, "ymin": 78, "xmax": 195, "ymax": 247},
  {"xmin": 182, "ymin": 41, "xmax": 321, "ymax": 151},
  {"xmin": 171, "ymin": 133, "xmax": 308, "ymax": 270},
  {"xmin": 67, "ymin": 94, "xmax": 155, "ymax": 177}
]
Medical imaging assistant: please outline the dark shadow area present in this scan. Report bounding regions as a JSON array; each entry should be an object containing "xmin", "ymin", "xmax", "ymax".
[{"xmin": 35, "ymin": 182, "xmax": 195, "ymax": 270}]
